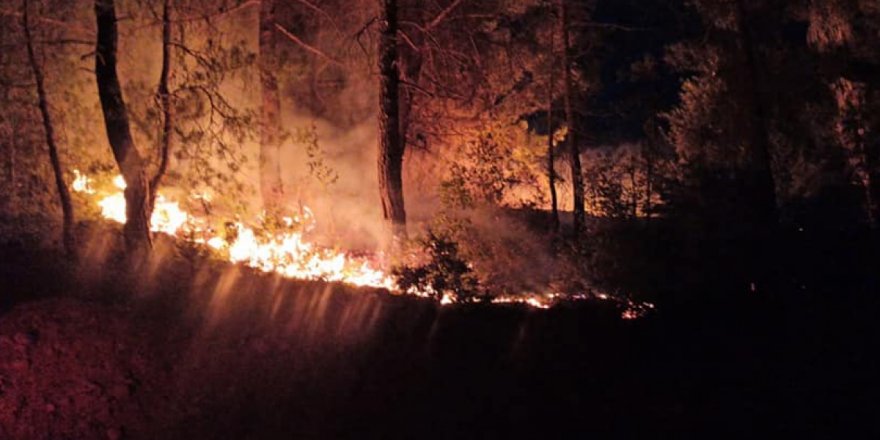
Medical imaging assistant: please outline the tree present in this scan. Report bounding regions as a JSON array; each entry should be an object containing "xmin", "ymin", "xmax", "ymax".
[
  {"xmin": 21, "ymin": 0, "xmax": 75, "ymax": 257},
  {"xmin": 377, "ymin": 0, "xmax": 406, "ymax": 240},
  {"xmin": 259, "ymin": 0, "xmax": 284, "ymax": 210},
  {"xmin": 664, "ymin": 0, "xmax": 783, "ymax": 228},
  {"xmin": 559, "ymin": 0, "xmax": 585, "ymax": 239},
  {"xmin": 95, "ymin": 0, "xmax": 152, "ymax": 254},
  {"xmin": 546, "ymin": 67, "xmax": 560, "ymax": 232},
  {"xmin": 542, "ymin": 3, "xmax": 561, "ymax": 232},
  {"xmin": 807, "ymin": 0, "xmax": 880, "ymax": 228},
  {"xmin": 732, "ymin": 0, "xmax": 778, "ymax": 227},
  {"xmin": 149, "ymin": 0, "xmax": 173, "ymax": 211}
]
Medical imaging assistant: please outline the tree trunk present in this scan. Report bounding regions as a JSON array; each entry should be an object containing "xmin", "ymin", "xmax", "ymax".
[
  {"xmin": 23, "ymin": 0, "xmax": 75, "ymax": 258},
  {"xmin": 95, "ymin": 0, "xmax": 151, "ymax": 254},
  {"xmin": 398, "ymin": 24, "xmax": 423, "ymax": 154},
  {"xmin": 560, "ymin": 0, "xmax": 585, "ymax": 239},
  {"xmin": 149, "ymin": 0, "xmax": 173, "ymax": 208},
  {"xmin": 735, "ymin": 0, "xmax": 778, "ymax": 228},
  {"xmin": 259, "ymin": 0, "xmax": 284, "ymax": 211},
  {"xmin": 547, "ymin": 66, "xmax": 559, "ymax": 232},
  {"xmin": 378, "ymin": 0, "xmax": 406, "ymax": 240},
  {"xmin": 630, "ymin": 160, "xmax": 638, "ymax": 218}
]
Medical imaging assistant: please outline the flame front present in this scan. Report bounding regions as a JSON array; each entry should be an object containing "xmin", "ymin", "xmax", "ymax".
[
  {"xmin": 73, "ymin": 171, "xmax": 395, "ymax": 290},
  {"xmin": 70, "ymin": 171, "xmax": 653, "ymax": 314}
]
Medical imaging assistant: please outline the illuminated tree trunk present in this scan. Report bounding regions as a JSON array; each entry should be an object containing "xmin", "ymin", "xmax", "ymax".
[
  {"xmin": 548, "ymin": 111, "xmax": 560, "ymax": 232},
  {"xmin": 398, "ymin": 15, "xmax": 423, "ymax": 154},
  {"xmin": 547, "ymin": 66, "xmax": 559, "ymax": 232},
  {"xmin": 95, "ymin": 0, "xmax": 151, "ymax": 254},
  {"xmin": 560, "ymin": 0, "xmax": 585, "ymax": 239},
  {"xmin": 259, "ymin": 0, "xmax": 284, "ymax": 210},
  {"xmin": 644, "ymin": 140, "xmax": 654, "ymax": 222},
  {"xmin": 22, "ymin": 0, "xmax": 75, "ymax": 258},
  {"xmin": 150, "ymin": 0, "xmax": 173, "ymax": 209},
  {"xmin": 378, "ymin": 0, "xmax": 406, "ymax": 240}
]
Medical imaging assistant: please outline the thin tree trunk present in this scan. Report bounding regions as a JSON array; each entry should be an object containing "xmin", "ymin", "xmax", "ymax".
[
  {"xmin": 259, "ymin": 0, "xmax": 283, "ymax": 211},
  {"xmin": 644, "ymin": 142, "xmax": 653, "ymax": 222},
  {"xmin": 378, "ymin": 0, "xmax": 406, "ymax": 240},
  {"xmin": 560, "ymin": 0, "xmax": 585, "ymax": 239},
  {"xmin": 95, "ymin": 0, "xmax": 151, "ymax": 254},
  {"xmin": 547, "ymin": 65, "xmax": 559, "ymax": 232},
  {"xmin": 735, "ymin": 0, "xmax": 778, "ymax": 228},
  {"xmin": 23, "ymin": 0, "xmax": 75, "ymax": 258},
  {"xmin": 630, "ymin": 160, "xmax": 638, "ymax": 218},
  {"xmin": 149, "ymin": 0, "xmax": 173, "ymax": 208}
]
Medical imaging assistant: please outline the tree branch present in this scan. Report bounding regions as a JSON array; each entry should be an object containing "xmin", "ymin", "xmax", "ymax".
[
  {"xmin": 292, "ymin": 0, "xmax": 342, "ymax": 33},
  {"xmin": 425, "ymin": 0, "xmax": 466, "ymax": 32},
  {"xmin": 274, "ymin": 23, "xmax": 345, "ymax": 68},
  {"xmin": 0, "ymin": 8, "xmax": 90, "ymax": 34}
]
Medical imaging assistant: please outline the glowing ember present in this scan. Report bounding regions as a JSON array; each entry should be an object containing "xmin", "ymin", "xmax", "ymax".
[
  {"xmin": 151, "ymin": 196, "xmax": 189, "ymax": 235},
  {"xmin": 491, "ymin": 294, "xmax": 554, "ymax": 309},
  {"xmin": 93, "ymin": 191, "xmax": 188, "ymax": 236},
  {"xmin": 71, "ymin": 170, "xmax": 95, "ymax": 194},
  {"xmin": 113, "ymin": 175, "xmax": 126, "ymax": 189},
  {"xmin": 97, "ymin": 193, "xmax": 126, "ymax": 223}
]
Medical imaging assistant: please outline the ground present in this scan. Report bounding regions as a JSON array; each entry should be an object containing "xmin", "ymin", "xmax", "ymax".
[{"xmin": 0, "ymin": 237, "xmax": 877, "ymax": 439}]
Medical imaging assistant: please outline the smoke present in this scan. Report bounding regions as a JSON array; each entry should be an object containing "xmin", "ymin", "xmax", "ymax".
[{"xmin": 30, "ymin": 1, "xmax": 455, "ymax": 255}]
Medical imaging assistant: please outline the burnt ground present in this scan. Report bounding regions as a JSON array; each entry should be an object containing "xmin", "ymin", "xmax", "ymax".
[{"xmin": 0, "ymin": 237, "xmax": 878, "ymax": 439}]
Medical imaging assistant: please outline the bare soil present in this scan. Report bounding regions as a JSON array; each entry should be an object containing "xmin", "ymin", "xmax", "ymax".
[{"xmin": 0, "ymin": 240, "xmax": 876, "ymax": 438}]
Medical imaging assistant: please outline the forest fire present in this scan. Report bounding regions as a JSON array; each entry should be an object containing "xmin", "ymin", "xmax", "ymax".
[
  {"xmin": 68, "ymin": 171, "xmax": 647, "ymax": 313},
  {"xmin": 72, "ymin": 170, "xmax": 397, "ymax": 291},
  {"xmin": 11, "ymin": 0, "xmax": 878, "ymax": 436}
]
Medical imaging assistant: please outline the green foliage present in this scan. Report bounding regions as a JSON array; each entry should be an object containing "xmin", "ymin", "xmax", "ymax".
[
  {"xmin": 439, "ymin": 128, "xmax": 545, "ymax": 210},
  {"xmin": 402, "ymin": 204, "xmax": 595, "ymax": 300},
  {"xmin": 298, "ymin": 124, "xmax": 339, "ymax": 189},
  {"xmin": 120, "ymin": 14, "xmax": 258, "ymax": 216},
  {"xmin": 581, "ymin": 144, "xmax": 668, "ymax": 219},
  {"xmin": 393, "ymin": 230, "xmax": 483, "ymax": 302}
]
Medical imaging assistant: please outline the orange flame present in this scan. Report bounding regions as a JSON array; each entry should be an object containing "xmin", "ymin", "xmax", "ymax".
[
  {"xmin": 72, "ymin": 171, "xmax": 395, "ymax": 290},
  {"xmin": 70, "ymin": 170, "xmax": 653, "ymax": 315}
]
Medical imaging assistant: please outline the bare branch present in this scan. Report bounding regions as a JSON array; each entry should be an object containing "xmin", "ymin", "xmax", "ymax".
[
  {"xmin": 571, "ymin": 20, "xmax": 651, "ymax": 32},
  {"xmin": 0, "ymin": 8, "xmax": 90, "ymax": 34},
  {"xmin": 274, "ymin": 23, "xmax": 345, "ymax": 68},
  {"xmin": 425, "ymin": 0, "xmax": 466, "ymax": 32},
  {"xmin": 400, "ymin": 79, "xmax": 435, "ymax": 98},
  {"xmin": 292, "ymin": 0, "xmax": 342, "ymax": 33},
  {"xmin": 178, "ymin": 0, "xmax": 259, "ymax": 22},
  {"xmin": 0, "ymin": 38, "xmax": 95, "ymax": 49},
  {"xmin": 131, "ymin": 0, "xmax": 259, "ymax": 30}
]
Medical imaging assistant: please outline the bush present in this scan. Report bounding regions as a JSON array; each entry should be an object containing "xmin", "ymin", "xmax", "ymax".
[{"xmin": 393, "ymin": 230, "xmax": 482, "ymax": 302}]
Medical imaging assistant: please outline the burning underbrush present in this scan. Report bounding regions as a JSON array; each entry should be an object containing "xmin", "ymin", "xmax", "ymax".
[
  {"xmin": 393, "ymin": 209, "xmax": 656, "ymax": 317},
  {"xmin": 69, "ymin": 171, "xmax": 653, "ymax": 318}
]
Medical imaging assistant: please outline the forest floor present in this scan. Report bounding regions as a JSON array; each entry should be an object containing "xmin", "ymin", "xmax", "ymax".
[{"xmin": 0, "ymin": 232, "xmax": 878, "ymax": 439}]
